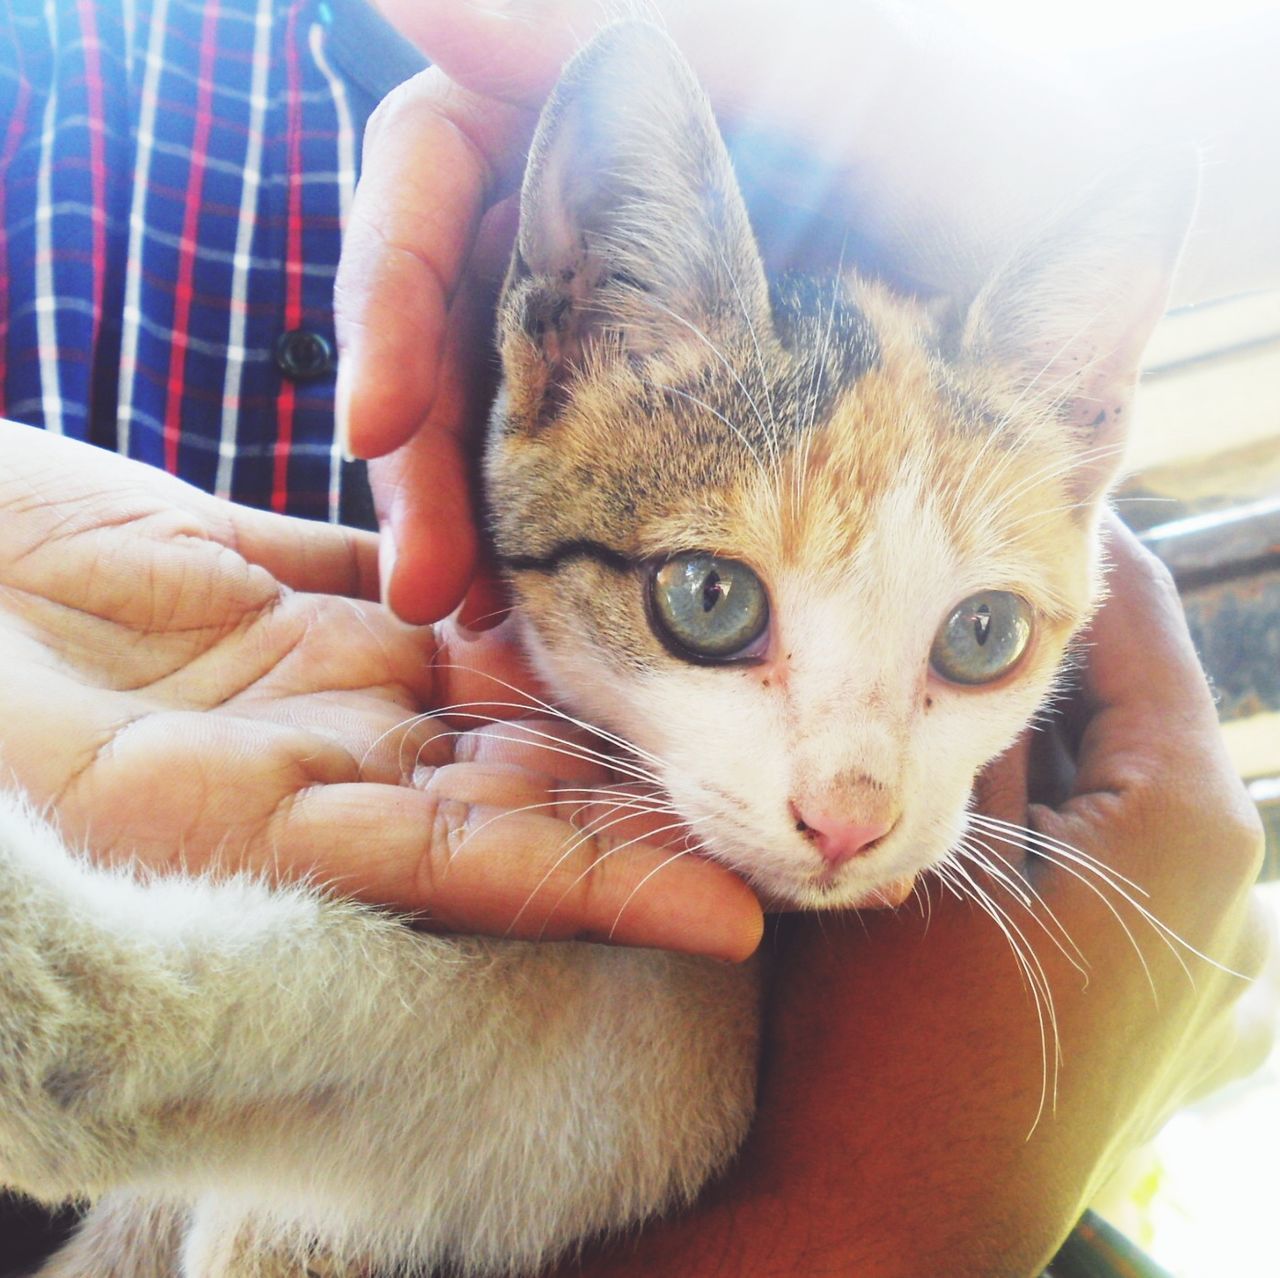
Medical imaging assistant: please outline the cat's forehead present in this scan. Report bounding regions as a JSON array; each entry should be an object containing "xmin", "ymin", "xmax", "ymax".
[
  {"xmin": 692, "ymin": 279, "xmax": 1093, "ymax": 620},
  {"xmin": 565, "ymin": 273, "xmax": 897, "ymax": 548},
  {"xmin": 495, "ymin": 268, "xmax": 1094, "ymax": 625}
]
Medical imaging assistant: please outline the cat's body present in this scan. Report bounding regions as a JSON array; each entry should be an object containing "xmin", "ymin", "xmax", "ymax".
[
  {"xmin": 0, "ymin": 792, "xmax": 758, "ymax": 1276},
  {"xmin": 0, "ymin": 23, "xmax": 1191, "ymax": 1278}
]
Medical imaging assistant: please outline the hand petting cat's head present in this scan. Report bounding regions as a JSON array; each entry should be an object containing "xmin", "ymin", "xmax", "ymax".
[{"xmin": 486, "ymin": 22, "xmax": 1192, "ymax": 908}]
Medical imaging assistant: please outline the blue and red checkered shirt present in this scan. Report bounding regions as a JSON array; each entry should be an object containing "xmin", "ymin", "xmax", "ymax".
[{"xmin": 0, "ymin": 0, "xmax": 423, "ymax": 525}]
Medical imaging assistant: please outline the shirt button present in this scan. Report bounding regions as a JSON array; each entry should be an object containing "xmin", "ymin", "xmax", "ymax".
[{"xmin": 274, "ymin": 329, "xmax": 335, "ymax": 382}]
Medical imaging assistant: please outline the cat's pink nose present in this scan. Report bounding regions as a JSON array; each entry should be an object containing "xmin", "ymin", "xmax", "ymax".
[{"xmin": 792, "ymin": 807, "xmax": 895, "ymax": 868}]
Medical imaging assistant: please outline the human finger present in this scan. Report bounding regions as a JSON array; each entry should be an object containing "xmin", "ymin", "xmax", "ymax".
[
  {"xmin": 383, "ymin": 0, "xmax": 886, "ymax": 138},
  {"xmin": 63, "ymin": 708, "xmax": 761, "ymax": 958},
  {"xmin": 1029, "ymin": 515, "xmax": 1264, "ymax": 947},
  {"xmin": 1, "ymin": 419, "xmax": 383, "ymax": 601},
  {"xmin": 1076, "ymin": 515, "xmax": 1220, "ymax": 761},
  {"xmin": 257, "ymin": 777, "xmax": 762, "ymax": 959},
  {"xmin": 335, "ymin": 70, "xmax": 533, "ymax": 465},
  {"xmin": 965, "ymin": 732, "xmax": 1034, "ymax": 882},
  {"xmin": 208, "ymin": 502, "xmax": 381, "ymax": 600},
  {"xmin": 376, "ymin": 0, "xmax": 597, "ymax": 106},
  {"xmin": 363, "ymin": 203, "xmax": 514, "ymax": 622},
  {"xmin": 971, "ymin": 732, "xmax": 1032, "ymax": 828},
  {"xmin": 418, "ymin": 761, "xmax": 694, "ymax": 856},
  {"xmin": 1040, "ymin": 519, "xmax": 1263, "ymax": 906},
  {"xmin": 1177, "ymin": 893, "xmax": 1279, "ymax": 1105},
  {"xmin": 430, "ymin": 610, "xmax": 546, "ymax": 720},
  {"xmin": 455, "ymin": 720, "xmax": 610, "ymax": 780},
  {"xmin": 217, "ymin": 694, "xmax": 451, "ymax": 789},
  {"xmin": 367, "ymin": 422, "xmax": 479, "ymax": 624}
]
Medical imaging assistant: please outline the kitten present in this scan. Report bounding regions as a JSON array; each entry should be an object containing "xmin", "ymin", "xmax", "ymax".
[{"xmin": 0, "ymin": 22, "xmax": 1190, "ymax": 1278}]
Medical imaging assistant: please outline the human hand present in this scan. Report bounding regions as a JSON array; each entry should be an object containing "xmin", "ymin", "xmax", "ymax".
[
  {"xmin": 557, "ymin": 515, "xmax": 1268, "ymax": 1276},
  {"xmin": 335, "ymin": 0, "xmax": 1119, "ymax": 622},
  {"xmin": 0, "ymin": 420, "xmax": 760, "ymax": 959}
]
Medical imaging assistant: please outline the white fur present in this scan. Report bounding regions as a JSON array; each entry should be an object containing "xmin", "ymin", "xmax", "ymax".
[{"xmin": 0, "ymin": 792, "xmax": 759, "ymax": 1275}]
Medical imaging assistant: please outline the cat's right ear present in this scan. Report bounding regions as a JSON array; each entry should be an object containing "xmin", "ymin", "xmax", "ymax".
[
  {"xmin": 497, "ymin": 22, "xmax": 769, "ymax": 421},
  {"xmin": 958, "ymin": 152, "xmax": 1198, "ymax": 501}
]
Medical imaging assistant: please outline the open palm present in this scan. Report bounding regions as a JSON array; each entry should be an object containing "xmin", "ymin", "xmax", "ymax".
[{"xmin": 0, "ymin": 421, "xmax": 757, "ymax": 956}]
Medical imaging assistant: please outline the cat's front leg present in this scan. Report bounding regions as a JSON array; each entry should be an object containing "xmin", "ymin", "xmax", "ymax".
[
  {"xmin": 33, "ymin": 1192, "xmax": 186, "ymax": 1278},
  {"xmin": 0, "ymin": 790, "xmax": 453, "ymax": 1203},
  {"xmin": 182, "ymin": 1204, "xmax": 369, "ymax": 1278}
]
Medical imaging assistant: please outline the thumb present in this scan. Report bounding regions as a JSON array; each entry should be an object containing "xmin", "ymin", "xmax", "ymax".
[
  {"xmin": 1070, "ymin": 514, "xmax": 1225, "ymax": 799},
  {"xmin": 361, "ymin": 199, "xmax": 517, "ymax": 623}
]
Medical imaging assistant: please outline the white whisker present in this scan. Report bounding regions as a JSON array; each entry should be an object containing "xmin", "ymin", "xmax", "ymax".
[
  {"xmin": 966, "ymin": 817, "xmax": 1168, "ymax": 994},
  {"xmin": 713, "ymin": 240, "xmax": 780, "ymax": 470},
  {"xmin": 606, "ymin": 845, "xmax": 701, "ymax": 940},
  {"xmin": 936, "ymin": 852, "xmax": 1059, "ymax": 1131},
  {"xmin": 504, "ymin": 807, "xmax": 690, "ymax": 938},
  {"xmin": 959, "ymin": 836, "xmax": 1088, "ymax": 977},
  {"xmin": 401, "ymin": 712, "xmax": 663, "ymax": 788},
  {"xmin": 631, "ymin": 290, "xmax": 773, "ymax": 439},
  {"xmin": 423, "ymin": 666, "xmax": 670, "ymax": 770}
]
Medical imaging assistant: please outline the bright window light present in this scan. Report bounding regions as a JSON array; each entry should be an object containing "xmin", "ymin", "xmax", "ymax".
[{"xmin": 939, "ymin": 0, "xmax": 1279, "ymax": 51}]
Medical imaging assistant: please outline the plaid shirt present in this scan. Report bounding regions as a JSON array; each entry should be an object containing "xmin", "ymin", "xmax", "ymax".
[{"xmin": 0, "ymin": 0, "xmax": 422, "ymax": 524}]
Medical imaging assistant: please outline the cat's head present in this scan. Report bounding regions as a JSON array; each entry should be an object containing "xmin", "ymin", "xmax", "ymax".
[{"xmin": 485, "ymin": 23, "xmax": 1192, "ymax": 909}]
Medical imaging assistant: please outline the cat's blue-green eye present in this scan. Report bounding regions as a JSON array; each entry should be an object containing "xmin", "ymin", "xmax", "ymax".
[
  {"xmin": 930, "ymin": 591, "xmax": 1033, "ymax": 686},
  {"xmin": 649, "ymin": 553, "xmax": 769, "ymax": 662}
]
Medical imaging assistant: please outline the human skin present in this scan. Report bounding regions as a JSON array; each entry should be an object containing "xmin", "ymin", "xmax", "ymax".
[
  {"xmin": 3, "ymin": 2, "xmax": 1270, "ymax": 1267},
  {"xmin": 335, "ymin": 7, "xmax": 1272, "ymax": 1269},
  {"xmin": 3, "ymin": 417, "xmax": 1266, "ymax": 1274},
  {"xmin": 0, "ymin": 418, "xmax": 761, "ymax": 959}
]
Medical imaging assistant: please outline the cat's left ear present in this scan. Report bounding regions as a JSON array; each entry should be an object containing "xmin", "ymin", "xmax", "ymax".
[
  {"xmin": 498, "ymin": 22, "xmax": 770, "ymax": 409},
  {"xmin": 959, "ymin": 153, "xmax": 1198, "ymax": 500}
]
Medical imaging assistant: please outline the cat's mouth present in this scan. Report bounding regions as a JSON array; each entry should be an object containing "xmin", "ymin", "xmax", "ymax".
[
  {"xmin": 754, "ymin": 870, "xmax": 917, "ymax": 913},
  {"xmin": 806, "ymin": 861, "xmax": 918, "ymax": 908},
  {"xmin": 843, "ymin": 873, "xmax": 917, "ymax": 909}
]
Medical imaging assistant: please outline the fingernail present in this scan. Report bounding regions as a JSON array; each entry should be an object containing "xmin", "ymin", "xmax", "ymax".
[
  {"xmin": 378, "ymin": 530, "xmax": 398, "ymax": 610},
  {"xmin": 334, "ymin": 359, "xmax": 357, "ymax": 463},
  {"xmin": 456, "ymin": 572, "xmax": 511, "ymax": 633}
]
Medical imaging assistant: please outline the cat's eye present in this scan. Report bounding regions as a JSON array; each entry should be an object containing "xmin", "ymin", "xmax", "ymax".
[
  {"xmin": 649, "ymin": 553, "xmax": 769, "ymax": 662},
  {"xmin": 930, "ymin": 591, "xmax": 1033, "ymax": 686}
]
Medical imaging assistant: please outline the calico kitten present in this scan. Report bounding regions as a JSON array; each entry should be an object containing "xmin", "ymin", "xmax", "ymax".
[{"xmin": 0, "ymin": 22, "xmax": 1190, "ymax": 1278}]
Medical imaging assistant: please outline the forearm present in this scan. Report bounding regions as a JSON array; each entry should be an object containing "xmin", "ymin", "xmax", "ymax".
[{"xmin": 568, "ymin": 910, "xmax": 1121, "ymax": 1278}]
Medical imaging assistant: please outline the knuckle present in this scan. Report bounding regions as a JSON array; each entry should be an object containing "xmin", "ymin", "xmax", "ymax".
[
  {"xmin": 570, "ymin": 830, "xmax": 605, "ymax": 923},
  {"xmin": 1236, "ymin": 892, "xmax": 1279, "ymax": 984},
  {"xmin": 416, "ymin": 796, "xmax": 472, "ymax": 904},
  {"xmin": 550, "ymin": 822, "xmax": 607, "ymax": 925},
  {"xmin": 1239, "ymin": 818, "xmax": 1268, "ymax": 880},
  {"xmin": 549, "ymin": 788, "xmax": 586, "ymax": 828},
  {"xmin": 1120, "ymin": 531, "xmax": 1180, "ymax": 603},
  {"xmin": 411, "ymin": 763, "xmax": 441, "ymax": 790},
  {"xmin": 399, "ymin": 720, "xmax": 454, "ymax": 779},
  {"xmin": 1142, "ymin": 550, "xmax": 1181, "ymax": 602},
  {"xmin": 1217, "ymin": 799, "xmax": 1267, "ymax": 884},
  {"xmin": 362, "ymin": 71, "xmax": 430, "ymax": 153},
  {"xmin": 1235, "ymin": 926, "xmax": 1270, "ymax": 987}
]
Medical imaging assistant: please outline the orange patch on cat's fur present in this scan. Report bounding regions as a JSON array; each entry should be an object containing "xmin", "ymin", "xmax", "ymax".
[{"xmin": 717, "ymin": 279, "xmax": 1092, "ymax": 629}]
